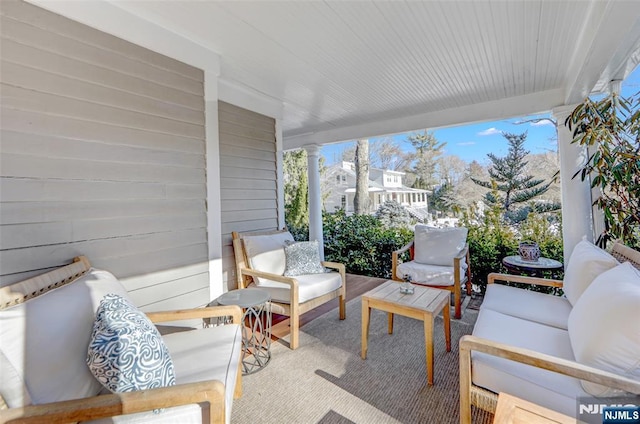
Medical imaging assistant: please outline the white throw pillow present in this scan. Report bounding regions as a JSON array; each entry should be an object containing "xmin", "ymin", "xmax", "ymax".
[
  {"xmin": 563, "ymin": 239, "xmax": 619, "ymax": 306},
  {"xmin": 568, "ymin": 262, "xmax": 640, "ymax": 396},
  {"xmin": 243, "ymin": 232, "xmax": 294, "ymax": 284},
  {"xmin": 413, "ymin": 225, "xmax": 468, "ymax": 266}
]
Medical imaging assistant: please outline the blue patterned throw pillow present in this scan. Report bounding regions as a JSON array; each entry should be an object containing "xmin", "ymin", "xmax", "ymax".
[
  {"xmin": 87, "ymin": 294, "xmax": 176, "ymax": 393},
  {"xmin": 283, "ymin": 240, "xmax": 327, "ymax": 276}
]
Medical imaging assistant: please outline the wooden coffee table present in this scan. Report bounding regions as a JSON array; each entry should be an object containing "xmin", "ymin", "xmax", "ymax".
[{"xmin": 361, "ymin": 280, "xmax": 451, "ymax": 385}]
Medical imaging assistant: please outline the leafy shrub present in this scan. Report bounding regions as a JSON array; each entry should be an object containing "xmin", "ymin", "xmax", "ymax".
[
  {"xmin": 375, "ymin": 200, "xmax": 412, "ymax": 228},
  {"xmin": 323, "ymin": 210, "xmax": 413, "ymax": 278},
  {"xmin": 463, "ymin": 206, "xmax": 564, "ymax": 294}
]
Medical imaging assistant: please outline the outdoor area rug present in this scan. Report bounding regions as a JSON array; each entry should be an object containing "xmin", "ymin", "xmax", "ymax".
[{"xmin": 231, "ymin": 296, "xmax": 494, "ymax": 424}]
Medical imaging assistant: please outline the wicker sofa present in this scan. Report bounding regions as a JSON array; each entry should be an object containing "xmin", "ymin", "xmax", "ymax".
[
  {"xmin": 459, "ymin": 240, "xmax": 640, "ymax": 423},
  {"xmin": 0, "ymin": 256, "xmax": 243, "ymax": 424}
]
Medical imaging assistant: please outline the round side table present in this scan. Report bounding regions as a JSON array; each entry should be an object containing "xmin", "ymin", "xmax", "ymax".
[
  {"xmin": 502, "ymin": 255, "xmax": 563, "ymax": 277},
  {"xmin": 214, "ymin": 288, "xmax": 272, "ymax": 375}
]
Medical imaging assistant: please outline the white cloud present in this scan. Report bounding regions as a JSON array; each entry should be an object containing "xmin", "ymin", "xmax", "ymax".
[
  {"xmin": 530, "ymin": 120, "xmax": 554, "ymax": 127},
  {"xmin": 457, "ymin": 141, "xmax": 476, "ymax": 146},
  {"xmin": 477, "ymin": 127, "xmax": 502, "ymax": 136}
]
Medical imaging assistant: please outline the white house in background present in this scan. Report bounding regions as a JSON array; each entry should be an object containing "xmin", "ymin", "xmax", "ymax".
[{"xmin": 323, "ymin": 162, "xmax": 429, "ymax": 219}]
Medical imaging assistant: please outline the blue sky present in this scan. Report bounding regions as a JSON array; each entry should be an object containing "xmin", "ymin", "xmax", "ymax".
[{"xmin": 322, "ymin": 65, "xmax": 640, "ymax": 166}]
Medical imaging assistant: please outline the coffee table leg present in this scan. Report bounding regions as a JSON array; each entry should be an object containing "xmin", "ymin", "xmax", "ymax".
[
  {"xmin": 361, "ymin": 298, "xmax": 370, "ymax": 359},
  {"xmin": 387, "ymin": 312, "xmax": 394, "ymax": 334},
  {"xmin": 443, "ymin": 301, "xmax": 451, "ymax": 352},
  {"xmin": 424, "ymin": 314, "xmax": 434, "ymax": 386}
]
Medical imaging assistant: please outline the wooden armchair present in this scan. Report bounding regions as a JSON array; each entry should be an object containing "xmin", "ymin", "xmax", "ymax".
[
  {"xmin": 232, "ymin": 229, "xmax": 346, "ymax": 350},
  {"xmin": 392, "ymin": 226, "xmax": 472, "ymax": 318},
  {"xmin": 0, "ymin": 257, "xmax": 243, "ymax": 424}
]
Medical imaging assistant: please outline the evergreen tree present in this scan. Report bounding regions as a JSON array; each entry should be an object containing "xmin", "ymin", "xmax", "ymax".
[
  {"xmin": 283, "ymin": 149, "xmax": 309, "ymax": 229},
  {"xmin": 406, "ymin": 130, "xmax": 446, "ymax": 189},
  {"xmin": 471, "ymin": 132, "xmax": 557, "ymax": 222},
  {"xmin": 375, "ymin": 200, "xmax": 411, "ymax": 228}
]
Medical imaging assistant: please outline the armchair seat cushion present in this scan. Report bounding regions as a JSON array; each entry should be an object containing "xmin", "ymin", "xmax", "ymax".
[
  {"xmin": 395, "ymin": 261, "xmax": 466, "ymax": 287},
  {"xmin": 253, "ymin": 271, "xmax": 343, "ymax": 304},
  {"xmin": 481, "ymin": 284, "xmax": 572, "ymax": 329},
  {"xmin": 471, "ymin": 309, "xmax": 587, "ymax": 417}
]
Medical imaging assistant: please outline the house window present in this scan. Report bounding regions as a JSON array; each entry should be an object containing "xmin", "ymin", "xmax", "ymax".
[
  {"xmin": 341, "ymin": 195, "xmax": 346, "ymax": 209},
  {"xmin": 336, "ymin": 175, "xmax": 341, "ymax": 183},
  {"xmin": 394, "ymin": 176, "xmax": 398, "ymax": 183},
  {"xmin": 342, "ymin": 175, "xmax": 346, "ymax": 182}
]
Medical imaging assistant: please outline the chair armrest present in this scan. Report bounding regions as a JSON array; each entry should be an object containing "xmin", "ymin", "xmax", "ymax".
[
  {"xmin": 0, "ymin": 380, "xmax": 227, "ymax": 424},
  {"xmin": 487, "ymin": 272, "xmax": 563, "ymax": 288},
  {"xmin": 392, "ymin": 240, "xmax": 414, "ymax": 257},
  {"xmin": 238, "ymin": 268, "xmax": 298, "ymax": 288},
  {"xmin": 321, "ymin": 261, "xmax": 344, "ymax": 274},
  {"xmin": 459, "ymin": 335, "xmax": 640, "ymax": 394},
  {"xmin": 147, "ymin": 305, "xmax": 243, "ymax": 325},
  {"xmin": 392, "ymin": 241, "xmax": 414, "ymax": 282}
]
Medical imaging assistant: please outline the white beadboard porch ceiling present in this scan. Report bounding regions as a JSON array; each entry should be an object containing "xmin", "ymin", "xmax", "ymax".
[{"xmin": 111, "ymin": 1, "xmax": 640, "ymax": 148}]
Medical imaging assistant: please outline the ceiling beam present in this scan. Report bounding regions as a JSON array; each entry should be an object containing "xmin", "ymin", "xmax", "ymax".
[{"xmin": 283, "ymin": 88, "xmax": 564, "ymax": 150}]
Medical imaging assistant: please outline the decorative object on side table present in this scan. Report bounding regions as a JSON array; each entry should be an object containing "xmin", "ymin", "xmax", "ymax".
[
  {"xmin": 400, "ymin": 274, "xmax": 415, "ymax": 294},
  {"xmin": 518, "ymin": 241, "xmax": 541, "ymax": 262}
]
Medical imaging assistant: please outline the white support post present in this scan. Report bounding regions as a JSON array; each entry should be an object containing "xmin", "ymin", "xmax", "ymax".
[
  {"xmin": 553, "ymin": 105, "xmax": 594, "ymax": 266},
  {"xmin": 275, "ymin": 119, "xmax": 285, "ymax": 230},
  {"xmin": 304, "ymin": 144, "xmax": 324, "ymax": 260},
  {"xmin": 205, "ymin": 71, "xmax": 223, "ymax": 299}
]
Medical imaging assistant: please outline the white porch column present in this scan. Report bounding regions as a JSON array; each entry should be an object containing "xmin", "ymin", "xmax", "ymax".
[
  {"xmin": 205, "ymin": 71, "xmax": 223, "ymax": 299},
  {"xmin": 553, "ymin": 105, "xmax": 594, "ymax": 266},
  {"xmin": 304, "ymin": 144, "xmax": 324, "ymax": 260}
]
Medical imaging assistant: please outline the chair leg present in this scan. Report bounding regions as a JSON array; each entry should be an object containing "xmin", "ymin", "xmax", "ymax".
[
  {"xmin": 454, "ymin": 288, "xmax": 461, "ymax": 319},
  {"xmin": 339, "ymin": 294, "xmax": 346, "ymax": 320},
  {"xmin": 290, "ymin": 313, "xmax": 299, "ymax": 350},
  {"xmin": 466, "ymin": 279, "xmax": 472, "ymax": 296}
]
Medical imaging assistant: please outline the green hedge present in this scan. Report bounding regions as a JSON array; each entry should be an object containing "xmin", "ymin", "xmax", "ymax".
[
  {"xmin": 322, "ymin": 211, "xmax": 414, "ymax": 279},
  {"xmin": 287, "ymin": 209, "xmax": 563, "ymax": 294}
]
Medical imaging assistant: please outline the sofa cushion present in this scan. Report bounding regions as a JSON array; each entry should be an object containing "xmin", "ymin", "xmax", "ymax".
[
  {"xmin": 472, "ymin": 308, "xmax": 588, "ymax": 417},
  {"xmin": 283, "ymin": 240, "xmax": 326, "ymax": 276},
  {"xmin": 87, "ymin": 294, "xmax": 176, "ymax": 393},
  {"xmin": 568, "ymin": 261, "xmax": 640, "ymax": 396},
  {"xmin": 243, "ymin": 232, "xmax": 294, "ymax": 285},
  {"xmin": 0, "ymin": 269, "xmax": 130, "ymax": 408},
  {"xmin": 84, "ymin": 324, "xmax": 243, "ymax": 424},
  {"xmin": 253, "ymin": 271, "xmax": 342, "ymax": 304},
  {"xmin": 396, "ymin": 261, "xmax": 466, "ymax": 287},
  {"xmin": 563, "ymin": 239, "xmax": 618, "ymax": 306},
  {"xmin": 413, "ymin": 225, "xmax": 468, "ymax": 266},
  {"xmin": 481, "ymin": 283, "xmax": 573, "ymax": 329}
]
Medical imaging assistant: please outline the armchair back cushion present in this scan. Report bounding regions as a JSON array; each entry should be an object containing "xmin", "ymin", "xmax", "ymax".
[
  {"xmin": 568, "ymin": 262, "xmax": 640, "ymax": 396},
  {"xmin": 563, "ymin": 239, "xmax": 619, "ymax": 306},
  {"xmin": 0, "ymin": 269, "xmax": 130, "ymax": 408},
  {"xmin": 242, "ymin": 231, "xmax": 294, "ymax": 285},
  {"xmin": 414, "ymin": 225, "xmax": 468, "ymax": 266}
]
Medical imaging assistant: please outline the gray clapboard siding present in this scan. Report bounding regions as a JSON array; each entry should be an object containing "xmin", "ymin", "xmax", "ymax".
[
  {"xmin": 1, "ymin": 130, "xmax": 205, "ymax": 167},
  {"xmin": 219, "ymin": 100, "xmax": 278, "ymax": 290},
  {"xmin": 1, "ymin": 108, "xmax": 204, "ymax": 153},
  {"xmin": 1, "ymin": 62, "xmax": 204, "ymax": 124},
  {"xmin": 0, "ymin": 0, "xmax": 201, "ymax": 80},
  {"xmin": 1, "ymin": 84, "xmax": 204, "ymax": 138},
  {"xmin": 2, "ymin": 39, "xmax": 203, "ymax": 110},
  {"xmin": 0, "ymin": 199, "xmax": 206, "ymax": 225},
  {"xmin": 0, "ymin": 0, "xmax": 209, "ymax": 312}
]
